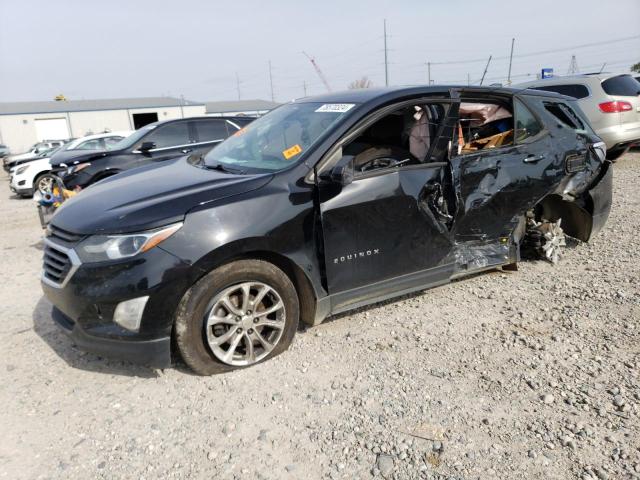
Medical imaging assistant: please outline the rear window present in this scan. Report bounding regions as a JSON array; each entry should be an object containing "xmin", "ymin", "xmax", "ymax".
[
  {"xmin": 544, "ymin": 101, "xmax": 591, "ymax": 133},
  {"xmin": 601, "ymin": 75, "xmax": 640, "ymax": 97},
  {"xmin": 532, "ymin": 84, "xmax": 590, "ymax": 99}
]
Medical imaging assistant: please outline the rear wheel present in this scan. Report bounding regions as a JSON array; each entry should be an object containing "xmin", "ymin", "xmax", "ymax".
[
  {"xmin": 522, "ymin": 216, "xmax": 566, "ymax": 264},
  {"xmin": 175, "ymin": 260, "xmax": 299, "ymax": 375}
]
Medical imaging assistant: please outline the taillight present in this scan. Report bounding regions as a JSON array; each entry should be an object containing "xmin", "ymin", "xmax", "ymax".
[{"xmin": 598, "ymin": 101, "xmax": 633, "ymax": 113}]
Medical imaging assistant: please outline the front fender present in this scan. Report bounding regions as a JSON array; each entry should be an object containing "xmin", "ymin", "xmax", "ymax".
[{"xmin": 159, "ymin": 179, "xmax": 325, "ymax": 299}]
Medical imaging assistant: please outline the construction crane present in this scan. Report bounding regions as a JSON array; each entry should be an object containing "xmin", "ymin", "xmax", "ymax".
[{"xmin": 302, "ymin": 52, "xmax": 331, "ymax": 93}]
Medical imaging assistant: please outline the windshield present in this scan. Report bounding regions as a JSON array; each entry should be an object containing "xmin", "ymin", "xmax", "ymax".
[
  {"xmin": 111, "ymin": 124, "xmax": 158, "ymax": 150},
  {"xmin": 203, "ymin": 102, "xmax": 355, "ymax": 172}
]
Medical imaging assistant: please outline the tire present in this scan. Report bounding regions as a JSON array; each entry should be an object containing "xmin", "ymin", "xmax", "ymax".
[
  {"xmin": 33, "ymin": 172, "xmax": 57, "ymax": 195},
  {"xmin": 606, "ymin": 147, "xmax": 629, "ymax": 161},
  {"xmin": 175, "ymin": 260, "xmax": 299, "ymax": 375}
]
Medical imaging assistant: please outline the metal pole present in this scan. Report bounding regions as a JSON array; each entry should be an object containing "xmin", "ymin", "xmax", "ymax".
[
  {"xmin": 269, "ymin": 61, "xmax": 275, "ymax": 101},
  {"xmin": 383, "ymin": 19, "xmax": 389, "ymax": 86},
  {"xmin": 427, "ymin": 62, "xmax": 431, "ymax": 85},
  {"xmin": 507, "ymin": 38, "xmax": 515, "ymax": 85},
  {"xmin": 480, "ymin": 55, "xmax": 492, "ymax": 86},
  {"xmin": 467, "ymin": 73, "xmax": 470, "ymax": 86},
  {"xmin": 235, "ymin": 73, "xmax": 241, "ymax": 101},
  {"xmin": 180, "ymin": 94, "xmax": 185, "ymax": 118}
]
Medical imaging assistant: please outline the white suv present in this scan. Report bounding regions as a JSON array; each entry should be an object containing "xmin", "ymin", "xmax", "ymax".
[
  {"xmin": 9, "ymin": 131, "xmax": 132, "ymax": 197},
  {"xmin": 517, "ymin": 73, "xmax": 640, "ymax": 160}
]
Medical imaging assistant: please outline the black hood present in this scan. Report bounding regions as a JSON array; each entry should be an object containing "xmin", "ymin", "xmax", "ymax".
[
  {"xmin": 49, "ymin": 149, "xmax": 111, "ymax": 167},
  {"xmin": 51, "ymin": 157, "xmax": 274, "ymax": 234}
]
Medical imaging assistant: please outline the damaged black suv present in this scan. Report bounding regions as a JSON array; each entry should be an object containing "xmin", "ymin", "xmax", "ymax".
[{"xmin": 41, "ymin": 86, "xmax": 612, "ymax": 375}]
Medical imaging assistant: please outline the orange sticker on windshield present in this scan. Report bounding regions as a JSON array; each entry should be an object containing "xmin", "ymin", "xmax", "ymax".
[{"xmin": 282, "ymin": 144, "xmax": 302, "ymax": 160}]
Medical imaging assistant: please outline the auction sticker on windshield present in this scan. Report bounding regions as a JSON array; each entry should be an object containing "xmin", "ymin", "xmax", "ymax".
[
  {"xmin": 282, "ymin": 144, "xmax": 303, "ymax": 160},
  {"xmin": 315, "ymin": 103, "xmax": 355, "ymax": 113}
]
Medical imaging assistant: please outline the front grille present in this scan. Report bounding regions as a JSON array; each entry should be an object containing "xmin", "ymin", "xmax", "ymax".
[
  {"xmin": 43, "ymin": 244, "xmax": 73, "ymax": 285},
  {"xmin": 48, "ymin": 224, "xmax": 85, "ymax": 244}
]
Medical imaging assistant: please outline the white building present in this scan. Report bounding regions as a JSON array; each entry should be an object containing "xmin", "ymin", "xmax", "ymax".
[
  {"xmin": 0, "ymin": 97, "xmax": 205, "ymax": 154},
  {"xmin": 205, "ymin": 99, "xmax": 280, "ymax": 117}
]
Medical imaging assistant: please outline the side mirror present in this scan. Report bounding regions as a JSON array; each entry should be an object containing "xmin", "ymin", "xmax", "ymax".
[
  {"xmin": 319, "ymin": 155, "xmax": 354, "ymax": 186},
  {"xmin": 139, "ymin": 141, "xmax": 155, "ymax": 152}
]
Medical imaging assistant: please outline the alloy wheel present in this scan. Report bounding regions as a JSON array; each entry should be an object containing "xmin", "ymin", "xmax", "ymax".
[
  {"xmin": 37, "ymin": 175, "xmax": 54, "ymax": 194},
  {"xmin": 205, "ymin": 282, "xmax": 286, "ymax": 366}
]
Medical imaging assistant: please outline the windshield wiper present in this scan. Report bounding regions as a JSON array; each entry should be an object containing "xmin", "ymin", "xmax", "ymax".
[{"xmin": 205, "ymin": 162, "xmax": 246, "ymax": 174}]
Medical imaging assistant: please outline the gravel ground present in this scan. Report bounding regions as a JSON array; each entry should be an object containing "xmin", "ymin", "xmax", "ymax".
[{"xmin": 1, "ymin": 152, "xmax": 638, "ymax": 480}]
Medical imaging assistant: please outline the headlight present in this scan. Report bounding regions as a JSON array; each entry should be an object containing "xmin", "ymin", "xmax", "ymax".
[
  {"xmin": 67, "ymin": 162, "xmax": 91, "ymax": 175},
  {"xmin": 76, "ymin": 223, "xmax": 182, "ymax": 262},
  {"xmin": 16, "ymin": 164, "xmax": 30, "ymax": 175}
]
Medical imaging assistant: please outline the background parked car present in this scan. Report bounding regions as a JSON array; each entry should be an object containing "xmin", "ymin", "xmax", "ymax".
[
  {"xmin": 52, "ymin": 116, "xmax": 254, "ymax": 190},
  {"xmin": 9, "ymin": 131, "xmax": 133, "ymax": 197},
  {"xmin": 6, "ymin": 131, "xmax": 132, "ymax": 172},
  {"xmin": 3, "ymin": 140, "xmax": 67, "ymax": 170},
  {"xmin": 517, "ymin": 73, "xmax": 640, "ymax": 160},
  {"xmin": 0, "ymin": 144, "xmax": 10, "ymax": 159}
]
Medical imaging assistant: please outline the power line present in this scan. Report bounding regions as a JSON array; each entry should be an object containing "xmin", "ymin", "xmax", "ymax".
[{"xmin": 426, "ymin": 34, "xmax": 640, "ymax": 66}]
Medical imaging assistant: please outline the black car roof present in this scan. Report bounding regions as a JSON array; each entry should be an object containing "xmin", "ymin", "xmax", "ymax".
[{"xmin": 294, "ymin": 85, "xmax": 572, "ymax": 105}]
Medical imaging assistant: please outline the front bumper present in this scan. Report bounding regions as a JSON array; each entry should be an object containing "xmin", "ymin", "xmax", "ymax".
[
  {"xmin": 9, "ymin": 174, "xmax": 32, "ymax": 196},
  {"xmin": 52, "ymin": 306, "xmax": 171, "ymax": 368},
  {"xmin": 41, "ymin": 241, "xmax": 199, "ymax": 368}
]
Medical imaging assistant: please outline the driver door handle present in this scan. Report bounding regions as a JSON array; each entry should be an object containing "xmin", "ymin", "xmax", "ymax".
[
  {"xmin": 523, "ymin": 154, "xmax": 545, "ymax": 164},
  {"xmin": 181, "ymin": 148, "xmax": 193, "ymax": 154}
]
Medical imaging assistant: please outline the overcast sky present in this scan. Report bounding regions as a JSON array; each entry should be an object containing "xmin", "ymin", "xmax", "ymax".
[{"xmin": 1, "ymin": 0, "xmax": 639, "ymax": 103}]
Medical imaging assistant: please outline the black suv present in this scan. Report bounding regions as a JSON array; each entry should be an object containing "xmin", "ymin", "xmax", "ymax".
[
  {"xmin": 51, "ymin": 116, "xmax": 254, "ymax": 189},
  {"xmin": 42, "ymin": 86, "xmax": 612, "ymax": 375}
]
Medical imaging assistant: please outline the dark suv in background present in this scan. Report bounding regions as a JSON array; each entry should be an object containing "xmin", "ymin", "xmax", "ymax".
[{"xmin": 51, "ymin": 116, "xmax": 254, "ymax": 189}]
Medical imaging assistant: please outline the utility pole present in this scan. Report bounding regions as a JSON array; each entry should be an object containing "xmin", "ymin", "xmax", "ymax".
[
  {"xmin": 427, "ymin": 62, "xmax": 431, "ymax": 85},
  {"xmin": 479, "ymin": 55, "xmax": 492, "ymax": 86},
  {"xmin": 567, "ymin": 55, "xmax": 579, "ymax": 74},
  {"xmin": 179, "ymin": 94, "xmax": 185, "ymax": 118},
  {"xmin": 507, "ymin": 38, "xmax": 515, "ymax": 85},
  {"xmin": 383, "ymin": 19, "xmax": 389, "ymax": 86},
  {"xmin": 467, "ymin": 73, "xmax": 471, "ymax": 86},
  {"xmin": 235, "ymin": 73, "xmax": 241, "ymax": 100},
  {"xmin": 268, "ymin": 60, "xmax": 275, "ymax": 101}
]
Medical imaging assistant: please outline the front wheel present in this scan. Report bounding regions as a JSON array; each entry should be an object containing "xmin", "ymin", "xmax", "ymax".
[
  {"xmin": 175, "ymin": 260, "xmax": 299, "ymax": 375},
  {"xmin": 34, "ymin": 173, "xmax": 58, "ymax": 195}
]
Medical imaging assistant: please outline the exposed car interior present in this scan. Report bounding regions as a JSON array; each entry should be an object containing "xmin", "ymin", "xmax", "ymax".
[
  {"xmin": 455, "ymin": 101, "xmax": 514, "ymax": 154},
  {"xmin": 343, "ymin": 99, "xmax": 515, "ymax": 174},
  {"xmin": 344, "ymin": 103, "xmax": 447, "ymax": 173}
]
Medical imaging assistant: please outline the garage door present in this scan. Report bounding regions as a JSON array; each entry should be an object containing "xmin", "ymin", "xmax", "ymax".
[{"xmin": 35, "ymin": 118, "xmax": 70, "ymax": 141}]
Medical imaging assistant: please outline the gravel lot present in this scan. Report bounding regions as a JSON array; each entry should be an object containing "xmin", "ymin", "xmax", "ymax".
[{"xmin": 1, "ymin": 152, "xmax": 638, "ymax": 480}]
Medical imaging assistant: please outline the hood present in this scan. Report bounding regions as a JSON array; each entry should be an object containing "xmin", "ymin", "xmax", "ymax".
[
  {"xmin": 50, "ymin": 149, "xmax": 109, "ymax": 167},
  {"xmin": 9, "ymin": 151, "xmax": 39, "ymax": 162},
  {"xmin": 51, "ymin": 156, "xmax": 274, "ymax": 234},
  {"xmin": 10, "ymin": 155, "xmax": 48, "ymax": 167}
]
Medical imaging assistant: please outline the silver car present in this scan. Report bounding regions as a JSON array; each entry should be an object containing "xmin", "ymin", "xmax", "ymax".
[{"xmin": 517, "ymin": 73, "xmax": 640, "ymax": 160}]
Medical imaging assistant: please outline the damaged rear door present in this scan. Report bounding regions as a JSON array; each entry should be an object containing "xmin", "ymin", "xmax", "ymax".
[
  {"xmin": 448, "ymin": 92, "xmax": 558, "ymax": 270},
  {"xmin": 317, "ymin": 97, "xmax": 460, "ymax": 311}
]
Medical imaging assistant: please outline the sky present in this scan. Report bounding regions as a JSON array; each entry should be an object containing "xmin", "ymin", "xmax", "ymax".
[{"xmin": 0, "ymin": 0, "xmax": 639, "ymax": 103}]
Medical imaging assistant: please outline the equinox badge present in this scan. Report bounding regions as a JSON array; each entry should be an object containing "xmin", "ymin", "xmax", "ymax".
[{"xmin": 334, "ymin": 249, "xmax": 380, "ymax": 264}]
